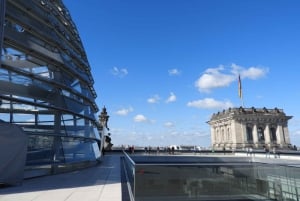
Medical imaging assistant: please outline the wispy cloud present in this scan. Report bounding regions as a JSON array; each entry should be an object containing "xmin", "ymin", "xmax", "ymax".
[
  {"xmin": 187, "ymin": 98, "xmax": 233, "ymax": 110},
  {"xmin": 168, "ymin": 68, "xmax": 181, "ymax": 76},
  {"xmin": 147, "ymin": 94, "xmax": 160, "ymax": 104},
  {"xmin": 166, "ymin": 92, "xmax": 176, "ymax": 103},
  {"xmin": 115, "ymin": 107, "xmax": 133, "ymax": 116},
  {"xmin": 231, "ymin": 63, "xmax": 269, "ymax": 79},
  {"xmin": 111, "ymin": 67, "xmax": 128, "ymax": 78},
  {"xmin": 291, "ymin": 129, "xmax": 300, "ymax": 136},
  {"xmin": 164, "ymin": 121, "xmax": 175, "ymax": 128},
  {"xmin": 194, "ymin": 64, "xmax": 268, "ymax": 93},
  {"xmin": 134, "ymin": 114, "xmax": 147, "ymax": 122}
]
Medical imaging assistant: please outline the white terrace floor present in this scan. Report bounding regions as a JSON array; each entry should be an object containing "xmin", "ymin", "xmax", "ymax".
[{"xmin": 0, "ymin": 154, "xmax": 122, "ymax": 201}]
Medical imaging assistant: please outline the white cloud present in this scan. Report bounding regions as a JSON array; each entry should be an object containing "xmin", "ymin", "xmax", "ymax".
[
  {"xmin": 134, "ymin": 114, "xmax": 147, "ymax": 122},
  {"xmin": 187, "ymin": 98, "xmax": 233, "ymax": 110},
  {"xmin": 195, "ymin": 66, "xmax": 235, "ymax": 93},
  {"xmin": 147, "ymin": 94, "xmax": 160, "ymax": 104},
  {"xmin": 166, "ymin": 92, "xmax": 176, "ymax": 103},
  {"xmin": 111, "ymin": 66, "xmax": 128, "ymax": 77},
  {"xmin": 115, "ymin": 107, "xmax": 133, "ymax": 116},
  {"xmin": 168, "ymin": 68, "xmax": 181, "ymax": 76},
  {"xmin": 195, "ymin": 64, "xmax": 268, "ymax": 93},
  {"xmin": 231, "ymin": 63, "xmax": 268, "ymax": 79}
]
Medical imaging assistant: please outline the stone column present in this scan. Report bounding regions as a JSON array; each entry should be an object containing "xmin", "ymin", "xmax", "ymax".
[
  {"xmin": 276, "ymin": 124, "xmax": 285, "ymax": 148},
  {"xmin": 252, "ymin": 124, "xmax": 258, "ymax": 148},
  {"xmin": 222, "ymin": 127, "xmax": 226, "ymax": 142},
  {"xmin": 240, "ymin": 122, "xmax": 247, "ymax": 147},
  {"xmin": 283, "ymin": 124, "xmax": 291, "ymax": 145},
  {"xmin": 230, "ymin": 120, "xmax": 237, "ymax": 147},
  {"xmin": 264, "ymin": 124, "xmax": 271, "ymax": 147},
  {"xmin": 210, "ymin": 126, "xmax": 215, "ymax": 147}
]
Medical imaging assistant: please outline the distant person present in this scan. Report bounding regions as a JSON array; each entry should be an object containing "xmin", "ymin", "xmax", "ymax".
[
  {"xmin": 246, "ymin": 147, "xmax": 249, "ymax": 156},
  {"xmin": 273, "ymin": 147, "xmax": 278, "ymax": 158},
  {"xmin": 232, "ymin": 147, "xmax": 235, "ymax": 154},
  {"xmin": 249, "ymin": 147, "xmax": 253, "ymax": 157},
  {"xmin": 265, "ymin": 146, "xmax": 270, "ymax": 158},
  {"xmin": 171, "ymin": 146, "xmax": 175, "ymax": 154}
]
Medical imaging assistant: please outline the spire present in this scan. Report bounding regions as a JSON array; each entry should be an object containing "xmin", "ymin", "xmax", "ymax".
[{"xmin": 99, "ymin": 106, "xmax": 109, "ymax": 129}]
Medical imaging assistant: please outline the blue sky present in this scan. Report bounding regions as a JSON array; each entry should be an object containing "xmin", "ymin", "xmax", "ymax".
[{"xmin": 63, "ymin": 0, "xmax": 300, "ymax": 147}]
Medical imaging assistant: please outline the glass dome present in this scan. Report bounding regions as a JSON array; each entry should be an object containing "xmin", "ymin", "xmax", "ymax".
[{"xmin": 0, "ymin": 0, "xmax": 103, "ymax": 177}]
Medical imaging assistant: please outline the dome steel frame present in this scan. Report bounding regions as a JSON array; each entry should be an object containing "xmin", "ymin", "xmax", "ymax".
[{"xmin": 0, "ymin": 0, "xmax": 104, "ymax": 177}]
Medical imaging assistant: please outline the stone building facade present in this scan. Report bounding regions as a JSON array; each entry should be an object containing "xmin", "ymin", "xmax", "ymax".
[{"xmin": 207, "ymin": 107, "xmax": 292, "ymax": 150}]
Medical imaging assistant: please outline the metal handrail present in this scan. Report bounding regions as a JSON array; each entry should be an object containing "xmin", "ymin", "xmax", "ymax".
[{"xmin": 122, "ymin": 151, "xmax": 135, "ymax": 201}]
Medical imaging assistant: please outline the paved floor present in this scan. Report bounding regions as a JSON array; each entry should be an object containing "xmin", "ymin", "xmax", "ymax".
[{"xmin": 0, "ymin": 154, "xmax": 122, "ymax": 201}]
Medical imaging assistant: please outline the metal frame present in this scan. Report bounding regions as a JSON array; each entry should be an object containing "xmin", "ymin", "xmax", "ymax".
[
  {"xmin": 0, "ymin": 0, "xmax": 104, "ymax": 177},
  {"xmin": 0, "ymin": 0, "xmax": 6, "ymax": 60}
]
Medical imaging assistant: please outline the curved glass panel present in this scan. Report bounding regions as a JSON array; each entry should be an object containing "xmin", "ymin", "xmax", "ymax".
[{"xmin": 0, "ymin": 0, "xmax": 102, "ymax": 177}]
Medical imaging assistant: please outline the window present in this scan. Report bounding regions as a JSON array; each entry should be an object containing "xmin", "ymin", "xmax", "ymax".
[
  {"xmin": 270, "ymin": 127, "xmax": 277, "ymax": 142},
  {"xmin": 258, "ymin": 127, "xmax": 265, "ymax": 142},
  {"xmin": 246, "ymin": 126, "xmax": 253, "ymax": 141}
]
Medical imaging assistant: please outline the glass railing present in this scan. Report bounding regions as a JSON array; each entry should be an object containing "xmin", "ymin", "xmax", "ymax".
[{"xmin": 123, "ymin": 154, "xmax": 300, "ymax": 201}]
